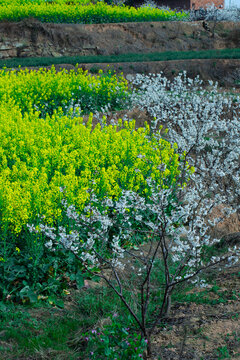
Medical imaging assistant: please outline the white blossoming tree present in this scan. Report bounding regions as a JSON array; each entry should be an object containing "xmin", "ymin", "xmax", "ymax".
[{"xmin": 27, "ymin": 73, "xmax": 240, "ymax": 357}]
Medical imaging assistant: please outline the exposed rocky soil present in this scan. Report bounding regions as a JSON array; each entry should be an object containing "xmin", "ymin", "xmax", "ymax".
[
  {"xmin": 0, "ymin": 19, "xmax": 240, "ymax": 59},
  {"xmin": 73, "ymin": 59, "xmax": 240, "ymax": 87},
  {"xmin": 150, "ymin": 266, "xmax": 240, "ymax": 360},
  {"xmin": 1, "ymin": 18, "xmax": 240, "ymax": 86}
]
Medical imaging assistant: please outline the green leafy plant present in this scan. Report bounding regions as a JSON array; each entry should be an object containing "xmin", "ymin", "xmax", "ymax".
[
  {"xmin": 0, "ymin": 227, "xmax": 84, "ymax": 303},
  {"xmin": 81, "ymin": 313, "xmax": 147, "ymax": 359},
  {"xmin": 215, "ymin": 345, "xmax": 231, "ymax": 359}
]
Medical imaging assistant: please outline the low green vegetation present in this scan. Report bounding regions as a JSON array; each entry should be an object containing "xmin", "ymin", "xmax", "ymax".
[
  {"xmin": 176, "ymin": 285, "xmax": 239, "ymax": 305},
  {"xmin": 0, "ymin": 301, "xmax": 83, "ymax": 359},
  {"xmin": 0, "ymin": 260, "xmax": 238, "ymax": 359},
  {"xmin": 1, "ymin": 48, "xmax": 240, "ymax": 69},
  {"xmin": 215, "ymin": 331, "xmax": 240, "ymax": 359}
]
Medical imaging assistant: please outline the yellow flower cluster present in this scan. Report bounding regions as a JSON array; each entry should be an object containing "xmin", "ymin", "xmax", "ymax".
[
  {"xmin": 0, "ymin": 67, "xmax": 129, "ymax": 116},
  {"xmin": 1, "ymin": 0, "xmax": 90, "ymax": 3},
  {"xmin": 0, "ymin": 1, "xmax": 188, "ymax": 23},
  {"xmin": 0, "ymin": 100, "xmax": 181, "ymax": 234}
]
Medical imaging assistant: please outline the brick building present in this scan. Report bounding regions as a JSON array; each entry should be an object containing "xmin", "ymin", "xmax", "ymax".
[
  {"xmin": 191, "ymin": 0, "xmax": 240, "ymax": 9},
  {"xmin": 191, "ymin": 0, "xmax": 224, "ymax": 9}
]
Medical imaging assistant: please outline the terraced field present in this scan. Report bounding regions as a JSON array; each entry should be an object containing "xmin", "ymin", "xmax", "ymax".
[{"xmin": 0, "ymin": 3, "xmax": 239, "ymax": 359}]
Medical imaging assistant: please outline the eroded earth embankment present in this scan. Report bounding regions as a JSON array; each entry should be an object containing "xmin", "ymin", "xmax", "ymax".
[
  {"xmin": 1, "ymin": 19, "xmax": 240, "ymax": 86},
  {"xmin": 0, "ymin": 19, "xmax": 240, "ymax": 59}
]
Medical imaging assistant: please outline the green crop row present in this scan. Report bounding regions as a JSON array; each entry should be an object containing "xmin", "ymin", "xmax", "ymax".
[
  {"xmin": 0, "ymin": 1, "xmax": 188, "ymax": 23},
  {"xmin": 1, "ymin": 48, "xmax": 240, "ymax": 70}
]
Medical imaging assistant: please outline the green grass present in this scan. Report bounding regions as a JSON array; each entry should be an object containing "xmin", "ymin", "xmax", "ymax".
[
  {"xmin": 1, "ymin": 48, "xmax": 240, "ymax": 69},
  {"xmin": 0, "ymin": 287, "xmax": 139, "ymax": 359},
  {"xmin": 175, "ymin": 285, "xmax": 239, "ymax": 305},
  {"xmin": 215, "ymin": 331, "xmax": 240, "ymax": 359},
  {"xmin": 0, "ymin": 304, "xmax": 83, "ymax": 359},
  {"xmin": 0, "ymin": 263, "xmax": 238, "ymax": 359}
]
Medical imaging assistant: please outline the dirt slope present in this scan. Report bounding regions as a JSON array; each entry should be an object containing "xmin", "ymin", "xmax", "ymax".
[{"xmin": 0, "ymin": 19, "xmax": 240, "ymax": 59}]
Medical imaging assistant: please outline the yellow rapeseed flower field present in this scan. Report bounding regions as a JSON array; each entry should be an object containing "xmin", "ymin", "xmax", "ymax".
[
  {"xmin": 0, "ymin": 67, "xmax": 129, "ymax": 116},
  {"xmin": 0, "ymin": 66, "xmax": 190, "ymax": 236},
  {"xmin": 0, "ymin": 101, "xmax": 182, "ymax": 234},
  {"xmin": 0, "ymin": 0, "xmax": 188, "ymax": 23}
]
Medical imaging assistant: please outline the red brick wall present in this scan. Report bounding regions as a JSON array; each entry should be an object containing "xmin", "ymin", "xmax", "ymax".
[{"xmin": 190, "ymin": 0, "xmax": 224, "ymax": 9}]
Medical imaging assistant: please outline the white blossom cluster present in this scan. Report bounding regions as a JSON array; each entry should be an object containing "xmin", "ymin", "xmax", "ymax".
[
  {"xmin": 27, "ymin": 189, "xmax": 142, "ymax": 270},
  {"xmin": 131, "ymin": 71, "xmax": 240, "ymax": 211},
  {"xmin": 128, "ymin": 72, "xmax": 240, "ymax": 280},
  {"xmin": 27, "ymin": 174, "xmax": 240, "ymax": 284},
  {"xmin": 189, "ymin": 4, "xmax": 240, "ymax": 22}
]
